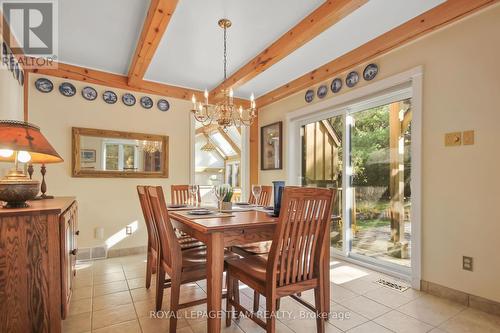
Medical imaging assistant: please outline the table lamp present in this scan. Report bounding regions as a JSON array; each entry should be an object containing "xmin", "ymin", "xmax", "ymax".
[{"xmin": 0, "ymin": 120, "xmax": 63, "ymax": 208}]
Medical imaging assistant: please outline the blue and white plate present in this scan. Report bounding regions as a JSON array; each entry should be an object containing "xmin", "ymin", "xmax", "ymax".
[
  {"xmin": 331, "ymin": 78, "xmax": 342, "ymax": 93},
  {"xmin": 317, "ymin": 85, "xmax": 328, "ymax": 99},
  {"xmin": 140, "ymin": 96, "xmax": 153, "ymax": 109},
  {"xmin": 1, "ymin": 42, "xmax": 7, "ymax": 56},
  {"xmin": 157, "ymin": 99, "xmax": 170, "ymax": 112},
  {"xmin": 35, "ymin": 78, "xmax": 53, "ymax": 93},
  {"xmin": 305, "ymin": 89, "xmax": 314, "ymax": 103},
  {"xmin": 8, "ymin": 54, "xmax": 15, "ymax": 71},
  {"xmin": 13, "ymin": 63, "xmax": 20, "ymax": 80},
  {"xmin": 103, "ymin": 91, "xmax": 117, "ymax": 104},
  {"xmin": 122, "ymin": 93, "xmax": 136, "ymax": 106},
  {"xmin": 18, "ymin": 70, "xmax": 24, "ymax": 86},
  {"xmin": 82, "ymin": 86, "xmax": 97, "ymax": 101},
  {"xmin": 363, "ymin": 63, "xmax": 378, "ymax": 81},
  {"xmin": 59, "ymin": 82, "xmax": 76, "ymax": 97},
  {"xmin": 346, "ymin": 71, "xmax": 359, "ymax": 88}
]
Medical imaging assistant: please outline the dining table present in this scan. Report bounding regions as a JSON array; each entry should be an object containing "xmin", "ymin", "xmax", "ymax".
[{"xmin": 169, "ymin": 206, "xmax": 331, "ymax": 333}]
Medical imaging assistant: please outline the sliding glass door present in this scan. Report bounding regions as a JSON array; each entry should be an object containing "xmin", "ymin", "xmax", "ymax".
[{"xmin": 299, "ymin": 92, "xmax": 413, "ymax": 274}]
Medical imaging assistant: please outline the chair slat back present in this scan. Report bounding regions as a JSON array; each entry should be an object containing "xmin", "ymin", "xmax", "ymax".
[
  {"xmin": 171, "ymin": 185, "xmax": 201, "ymax": 205},
  {"xmin": 147, "ymin": 186, "xmax": 182, "ymax": 269},
  {"xmin": 137, "ymin": 186, "xmax": 158, "ymax": 251},
  {"xmin": 267, "ymin": 187, "xmax": 335, "ymax": 287},
  {"xmin": 248, "ymin": 185, "xmax": 273, "ymax": 206}
]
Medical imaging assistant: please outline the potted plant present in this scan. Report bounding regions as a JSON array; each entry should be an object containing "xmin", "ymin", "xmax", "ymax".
[{"xmin": 220, "ymin": 185, "xmax": 233, "ymax": 211}]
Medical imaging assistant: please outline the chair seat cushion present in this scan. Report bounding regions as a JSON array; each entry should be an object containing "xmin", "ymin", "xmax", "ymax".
[
  {"xmin": 178, "ymin": 235, "xmax": 205, "ymax": 250},
  {"xmin": 225, "ymin": 254, "xmax": 269, "ymax": 283},
  {"xmin": 233, "ymin": 241, "xmax": 272, "ymax": 255},
  {"xmin": 181, "ymin": 247, "xmax": 239, "ymax": 272}
]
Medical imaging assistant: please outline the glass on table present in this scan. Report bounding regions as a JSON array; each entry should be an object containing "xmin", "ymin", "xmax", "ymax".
[
  {"xmin": 188, "ymin": 184, "xmax": 199, "ymax": 206},
  {"xmin": 252, "ymin": 185, "xmax": 262, "ymax": 206},
  {"xmin": 212, "ymin": 185, "xmax": 229, "ymax": 213}
]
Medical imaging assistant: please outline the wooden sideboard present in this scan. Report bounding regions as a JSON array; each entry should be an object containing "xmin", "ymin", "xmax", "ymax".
[{"xmin": 0, "ymin": 197, "xmax": 78, "ymax": 333}]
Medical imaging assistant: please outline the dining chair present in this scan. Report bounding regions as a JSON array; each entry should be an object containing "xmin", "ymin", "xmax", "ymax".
[
  {"xmin": 248, "ymin": 185, "xmax": 272, "ymax": 206},
  {"xmin": 171, "ymin": 184, "xmax": 201, "ymax": 205},
  {"xmin": 146, "ymin": 186, "xmax": 239, "ymax": 332},
  {"xmin": 137, "ymin": 186, "xmax": 205, "ymax": 290},
  {"xmin": 225, "ymin": 186, "xmax": 335, "ymax": 333},
  {"xmin": 232, "ymin": 184, "xmax": 274, "ymax": 311}
]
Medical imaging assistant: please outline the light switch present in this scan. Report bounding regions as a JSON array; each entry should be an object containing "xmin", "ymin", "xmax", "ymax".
[
  {"xmin": 445, "ymin": 132, "xmax": 462, "ymax": 147},
  {"xmin": 463, "ymin": 130, "xmax": 475, "ymax": 145}
]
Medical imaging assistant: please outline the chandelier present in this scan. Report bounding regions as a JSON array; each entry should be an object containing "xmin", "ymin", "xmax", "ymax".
[
  {"xmin": 191, "ymin": 18, "xmax": 257, "ymax": 130},
  {"xmin": 140, "ymin": 140, "xmax": 161, "ymax": 154}
]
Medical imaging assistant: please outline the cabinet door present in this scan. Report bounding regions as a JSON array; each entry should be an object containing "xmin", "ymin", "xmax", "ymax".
[{"xmin": 61, "ymin": 203, "xmax": 78, "ymax": 319}]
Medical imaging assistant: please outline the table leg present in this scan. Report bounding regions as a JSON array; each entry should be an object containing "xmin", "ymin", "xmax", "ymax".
[
  {"xmin": 207, "ymin": 232, "xmax": 225, "ymax": 333},
  {"xmin": 323, "ymin": 232, "xmax": 331, "ymax": 316}
]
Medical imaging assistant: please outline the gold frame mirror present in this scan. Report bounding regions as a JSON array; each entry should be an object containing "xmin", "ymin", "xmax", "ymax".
[{"xmin": 72, "ymin": 127, "xmax": 169, "ymax": 178}]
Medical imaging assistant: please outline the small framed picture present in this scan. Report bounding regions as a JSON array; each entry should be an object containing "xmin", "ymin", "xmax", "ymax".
[
  {"xmin": 261, "ymin": 121, "xmax": 283, "ymax": 170},
  {"xmin": 81, "ymin": 149, "xmax": 96, "ymax": 163}
]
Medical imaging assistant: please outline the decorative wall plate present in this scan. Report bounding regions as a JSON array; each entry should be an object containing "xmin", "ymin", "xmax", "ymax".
[
  {"xmin": 59, "ymin": 82, "xmax": 76, "ymax": 97},
  {"xmin": 140, "ymin": 96, "xmax": 153, "ymax": 109},
  {"xmin": 157, "ymin": 99, "xmax": 170, "ymax": 112},
  {"xmin": 35, "ymin": 78, "xmax": 53, "ymax": 93},
  {"xmin": 82, "ymin": 86, "xmax": 98, "ymax": 101},
  {"xmin": 8, "ymin": 54, "xmax": 15, "ymax": 71},
  {"xmin": 18, "ymin": 70, "xmax": 24, "ymax": 86},
  {"xmin": 1, "ymin": 42, "xmax": 6, "ymax": 56},
  {"xmin": 331, "ymin": 78, "xmax": 342, "ymax": 93},
  {"xmin": 305, "ymin": 89, "xmax": 314, "ymax": 103},
  {"xmin": 103, "ymin": 91, "xmax": 117, "ymax": 104},
  {"xmin": 317, "ymin": 85, "xmax": 328, "ymax": 99},
  {"xmin": 13, "ymin": 63, "xmax": 20, "ymax": 80},
  {"xmin": 363, "ymin": 63, "xmax": 378, "ymax": 81},
  {"xmin": 122, "ymin": 93, "xmax": 136, "ymax": 106},
  {"xmin": 346, "ymin": 71, "xmax": 359, "ymax": 88}
]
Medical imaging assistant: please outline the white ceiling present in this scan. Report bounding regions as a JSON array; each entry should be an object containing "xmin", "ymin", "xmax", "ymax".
[
  {"xmin": 56, "ymin": 0, "xmax": 445, "ymax": 99},
  {"xmin": 237, "ymin": 0, "xmax": 446, "ymax": 98},
  {"xmin": 58, "ymin": 0, "xmax": 148, "ymax": 74},
  {"xmin": 144, "ymin": 0, "xmax": 323, "ymax": 90}
]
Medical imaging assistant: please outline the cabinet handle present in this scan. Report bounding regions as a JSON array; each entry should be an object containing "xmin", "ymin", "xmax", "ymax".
[
  {"xmin": 75, "ymin": 230, "xmax": 80, "ymax": 236},
  {"xmin": 71, "ymin": 249, "xmax": 78, "ymax": 256}
]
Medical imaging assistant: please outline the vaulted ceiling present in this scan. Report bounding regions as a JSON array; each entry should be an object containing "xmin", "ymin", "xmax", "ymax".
[{"xmin": 54, "ymin": 0, "xmax": 481, "ymax": 104}]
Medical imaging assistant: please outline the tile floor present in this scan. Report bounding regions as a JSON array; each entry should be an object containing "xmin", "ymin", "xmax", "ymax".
[{"xmin": 63, "ymin": 255, "xmax": 500, "ymax": 333}]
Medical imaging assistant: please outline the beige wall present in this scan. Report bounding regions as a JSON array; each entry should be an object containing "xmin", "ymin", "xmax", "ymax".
[
  {"xmin": 28, "ymin": 74, "xmax": 192, "ymax": 250},
  {"xmin": 258, "ymin": 4, "xmax": 500, "ymax": 302},
  {"xmin": 0, "ymin": 36, "xmax": 23, "ymax": 120}
]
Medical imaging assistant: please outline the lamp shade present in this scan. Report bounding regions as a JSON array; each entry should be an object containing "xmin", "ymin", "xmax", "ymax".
[{"xmin": 0, "ymin": 120, "xmax": 63, "ymax": 164}]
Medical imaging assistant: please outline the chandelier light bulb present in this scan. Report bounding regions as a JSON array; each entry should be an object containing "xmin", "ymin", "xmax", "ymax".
[
  {"xmin": 250, "ymin": 93, "xmax": 254, "ymax": 102},
  {"xmin": 0, "ymin": 149, "xmax": 14, "ymax": 157},
  {"xmin": 17, "ymin": 151, "xmax": 32, "ymax": 163},
  {"xmin": 229, "ymin": 88, "xmax": 234, "ymax": 98},
  {"xmin": 204, "ymin": 89, "xmax": 209, "ymax": 98}
]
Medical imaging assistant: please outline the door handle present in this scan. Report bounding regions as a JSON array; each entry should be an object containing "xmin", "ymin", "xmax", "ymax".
[{"xmin": 71, "ymin": 249, "xmax": 78, "ymax": 256}]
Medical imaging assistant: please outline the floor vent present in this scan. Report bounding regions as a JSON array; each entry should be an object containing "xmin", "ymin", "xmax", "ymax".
[
  {"xmin": 76, "ymin": 247, "xmax": 91, "ymax": 261},
  {"xmin": 76, "ymin": 246, "xmax": 107, "ymax": 261},
  {"xmin": 375, "ymin": 278, "xmax": 410, "ymax": 292}
]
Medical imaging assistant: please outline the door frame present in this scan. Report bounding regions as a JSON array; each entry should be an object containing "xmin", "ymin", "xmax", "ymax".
[{"xmin": 286, "ymin": 67, "xmax": 423, "ymax": 288}]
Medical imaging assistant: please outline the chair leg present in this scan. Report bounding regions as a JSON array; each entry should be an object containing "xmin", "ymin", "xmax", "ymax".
[
  {"xmin": 155, "ymin": 266, "xmax": 165, "ymax": 311},
  {"xmin": 314, "ymin": 287, "xmax": 325, "ymax": 333},
  {"xmin": 265, "ymin": 294, "xmax": 277, "ymax": 333},
  {"xmin": 169, "ymin": 275, "xmax": 181, "ymax": 333},
  {"xmin": 233, "ymin": 278, "xmax": 242, "ymax": 318},
  {"xmin": 253, "ymin": 291, "xmax": 260, "ymax": 313},
  {"xmin": 145, "ymin": 250, "xmax": 152, "ymax": 289},
  {"xmin": 226, "ymin": 274, "xmax": 233, "ymax": 327}
]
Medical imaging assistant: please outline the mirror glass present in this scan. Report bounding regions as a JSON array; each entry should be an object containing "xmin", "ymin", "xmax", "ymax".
[{"xmin": 73, "ymin": 128, "xmax": 168, "ymax": 178}]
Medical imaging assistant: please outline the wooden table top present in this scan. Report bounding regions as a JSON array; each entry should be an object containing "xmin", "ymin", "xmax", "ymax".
[{"xmin": 169, "ymin": 209, "xmax": 278, "ymax": 233}]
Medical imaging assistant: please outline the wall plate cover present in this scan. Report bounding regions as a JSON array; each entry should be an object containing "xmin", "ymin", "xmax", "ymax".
[
  {"xmin": 445, "ymin": 132, "xmax": 462, "ymax": 147},
  {"xmin": 463, "ymin": 130, "xmax": 475, "ymax": 145}
]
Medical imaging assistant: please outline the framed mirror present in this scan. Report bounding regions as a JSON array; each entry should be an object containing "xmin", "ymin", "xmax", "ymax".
[{"xmin": 72, "ymin": 127, "xmax": 168, "ymax": 178}]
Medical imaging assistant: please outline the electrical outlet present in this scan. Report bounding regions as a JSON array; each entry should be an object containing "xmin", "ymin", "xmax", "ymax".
[
  {"xmin": 445, "ymin": 132, "xmax": 462, "ymax": 147},
  {"xmin": 126, "ymin": 226, "xmax": 133, "ymax": 235},
  {"xmin": 463, "ymin": 256, "xmax": 473, "ymax": 271},
  {"xmin": 463, "ymin": 130, "xmax": 475, "ymax": 145}
]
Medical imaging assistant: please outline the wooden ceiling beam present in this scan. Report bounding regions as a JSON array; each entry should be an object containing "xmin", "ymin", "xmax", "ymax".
[
  {"xmin": 218, "ymin": 128, "xmax": 241, "ymax": 156},
  {"xmin": 209, "ymin": 0, "xmax": 367, "ymax": 99},
  {"xmin": 28, "ymin": 59, "xmax": 250, "ymax": 105},
  {"xmin": 127, "ymin": 0, "xmax": 179, "ymax": 86},
  {"xmin": 256, "ymin": 0, "xmax": 498, "ymax": 107}
]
